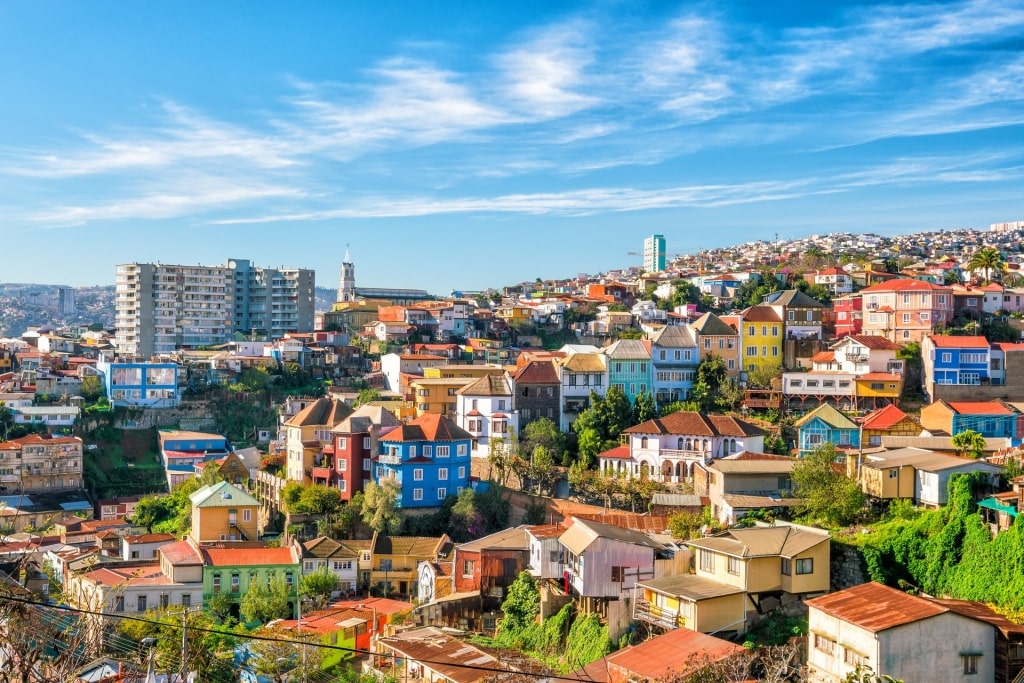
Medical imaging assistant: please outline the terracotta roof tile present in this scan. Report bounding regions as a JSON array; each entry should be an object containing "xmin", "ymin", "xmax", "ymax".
[
  {"xmin": 947, "ymin": 401, "xmax": 1015, "ymax": 415},
  {"xmin": 859, "ymin": 404, "xmax": 912, "ymax": 431},
  {"xmin": 928, "ymin": 335, "xmax": 990, "ymax": 349},
  {"xmin": 845, "ymin": 335, "xmax": 900, "ymax": 350},
  {"xmin": 201, "ymin": 545, "xmax": 298, "ymax": 567},
  {"xmin": 379, "ymin": 413, "xmax": 472, "ymax": 442},
  {"xmin": 861, "ymin": 278, "xmax": 949, "ymax": 293}
]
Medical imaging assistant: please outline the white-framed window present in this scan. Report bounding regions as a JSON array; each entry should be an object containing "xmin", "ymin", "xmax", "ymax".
[
  {"xmin": 437, "ymin": 446, "xmax": 450, "ymax": 457},
  {"xmin": 437, "ymin": 487, "xmax": 447, "ymax": 499},
  {"xmin": 339, "ymin": 459, "xmax": 348, "ymax": 471},
  {"xmin": 413, "ymin": 468, "xmax": 424, "ymax": 481},
  {"xmin": 424, "ymin": 445, "xmax": 432, "ymax": 456},
  {"xmin": 413, "ymin": 488, "xmax": 423, "ymax": 501},
  {"xmin": 457, "ymin": 444, "xmax": 467, "ymax": 456},
  {"xmin": 438, "ymin": 468, "xmax": 448, "ymax": 481},
  {"xmin": 458, "ymin": 466, "xmax": 466, "ymax": 478},
  {"xmin": 814, "ymin": 634, "xmax": 836, "ymax": 656},
  {"xmin": 338, "ymin": 437, "xmax": 347, "ymax": 449},
  {"xmin": 409, "ymin": 446, "xmax": 417, "ymax": 457},
  {"xmin": 700, "ymin": 550, "xmax": 715, "ymax": 572},
  {"xmin": 242, "ymin": 509, "xmax": 251, "ymax": 522},
  {"xmin": 363, "ymin": 458, "xmax": 371, "ymax": 471},
  {"xmin": 903, "ymin": 313, "xmax": 911, "ymax": 323},
  {"xmin": 727, "ymin": 556, "xmax": 740, "ymax": 575}
]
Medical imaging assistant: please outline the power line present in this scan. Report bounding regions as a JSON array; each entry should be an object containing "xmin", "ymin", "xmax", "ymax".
[{"xmin": 0, "ymin": 594, "xmax": 596, "ymax": 682}]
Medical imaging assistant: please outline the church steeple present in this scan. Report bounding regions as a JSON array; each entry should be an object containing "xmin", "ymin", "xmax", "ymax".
[{"xmin": 337, "ymin": 244, "xmax": 356, "ymax": 303}]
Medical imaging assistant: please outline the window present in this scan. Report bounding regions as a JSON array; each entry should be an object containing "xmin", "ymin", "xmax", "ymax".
[
  {"xmin": 413, "ymin": 468, "xmax": 424, "ymax": 481},
  {"xmin": 181, "ymin": 594, "xmax": 191, "ymax": 607},
  {"xmin": 338, "ymin": 437, "xmax": 348, "ymax": 449},
  {"xmin": 727, "ymin": 556, "xmax": 740, "ymax": 575},
  {"xmin": 115, "ymin": 595, "xmax": 125, "ymax": 612},
  {"xmin": 796, "ymin": 558, "xmax": 813, "ymax": 575},
  {"xmin": 438, "ymin": 467, "xmax": 448, "ymax": 480},
  {"xmin": 436, "ymin": 445, "xmax": 450, "ymax": 457},
  {"xmin": 160, "ymin": 593, "xmax": 169, "ymax": 609},
  {"xmin": 363, "ymin": 458, "xmax": 371, "ymax": 471},
  {"xmin": 773, "ymin": 325, "xmax": 780, "ymax": 335},
  {"xmin": 746, "ymin": 346, "xmax": 757, "ymax": 357},
  {"xmin": 963, "ymin": 654, "xmax": 980, "ymax": 675},
  {"xmin": 457, "ymin": 444, "xmax": 467, "ymax": 456},
  {"xmin": 137, "ymin": 595, "xmax": 147, "ymax": 612},
  {"xmin": 781, "ymin": 558, "xmax": 791, "ymax": 575},
  {"xmin": 231, "ymin": 573, "xmax": 240, "ymax": 593},
  {"xmin": 413, "ymin": 488, "xmax": 423, "ymax": 501},
  {"xmin": 285, "ymin": 572, "xmax": 294, "ymax": 587},
  {"xmin": 704, "ymin": 339, "xmax": 711, "ymax": 349},
  {"xmin": 305, "ymin": 560, "xmax": 314, "ymax": 572},
  {"xmin": 242, "ymin": 509, "xmax": 251, "ymax": 523},
  {"xmin": 843, "ymin": 648, "xmax": 865, "ymax": 667},
  {"xmin": 611, "ymin": 566, "xmax": 626, "ymax": 582},
  {"xmin": 212, "ymin": 574, "xmax": 222, "ymax": 593},
  {"xmin": 700, "ymin": 550, "xmax": 715, "ymax": 572},
  {"xmin": 903, "ymin": 313, "xmax": 911, "ymax": 323},
  {"xmin": 814, "ymin": 634, "xmax": 836, "ymax": 656},
  {"xmin": 463, "ymin": 559, "xmax": 476, "ymax": 577},
  {"xmin": 437, "ymin": 487, "xmax": 447, "ymax": 499},
  {"xmin": 458, "ymin": 466, "xmax": 466, "ymax": 478},
  {"xmin": 888, "ymin": 469, "xmax": 898, "ymax": 479},
  {"xmin": 788, "ymin": 311, "xmax": 795, "ymax": 321}
]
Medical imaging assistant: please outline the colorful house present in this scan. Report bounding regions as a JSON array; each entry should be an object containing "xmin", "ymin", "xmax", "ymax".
[
  {"xmin": 603, "ymin": 339, "xmax": 652, "ymax": 404},
  {"xmin": 690, "ymin": 312, "xmax": 740, "ymax": 377},
  {"xmin": 158, "ymin": 429, "xmax": 231, "ymax": 489},
  {"xmin": 201, "ymin": 544, "xmax": 301, "ymax": 619},
  {"xmin": 95, "ymin": 356, "xmax": 179, "ymax": 408},
  {"xmin": 284, "ymin": 397, "xmax": 354, "ymax": 484},
  {"xmin": 375, "ymin": 414, "xmax": 472, "ymax": 508},
  {"xmin": 454, "ymin": 374, "xmax": 519, "ymax": 458},
  {"xmin": 859, "ymin": 404, "xmax": 920, "ymax": 448},
  {"xmin": 921, "ymin": 335, "xmax": 992, "ymax": 401},
  {"xmin": 318, "ymin": 405, "xmax": 402, "ymax": 501},
  {"xmin": 860, "ymin": 279, "xmax": 954, "ymax": 344},
  {"xmin": 920, "ymin": 400, "xmax": 1023, "ymax": 442},
  {"xmin": 650, "ymin": 324, "xmax": 699, "ymax": 408},
  {"xmin": 189, "ymin": 481, "xmax": 260, "ymax": 544},
  {"xmin": 794, "ymin": 404, "xmax": 860, "ymax": 455},
  {"xmin": 509, "ymin": 360, "xmax": 560, "ymax": 429},
  {"xmin": 739, "ymin": 305, "xmax": 783, "ymax": 373},
  {"xmin": 832, "ymin": 294, "xmax": 863, "ymax": 339}
]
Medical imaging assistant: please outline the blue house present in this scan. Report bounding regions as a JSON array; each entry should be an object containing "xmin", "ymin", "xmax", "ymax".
[
  {"xmin": 96, "ymin": 355, "xmax": 180, "ymax": 407},
  {"xmin": 376, "ymin": 414, "xmax": 472, "ymax": 508},
  {"xmin": 921, "ymin": 335, "xmax": 991, "ymax": 401},
  {"xmin": 157, "ymin": 429, "xmax": 231, "ymax": 489},
  {"xmin": 794, "ymin": 404, "xmax": 861, "ymax": 455},
  {"xmin": 921, "ymin": 400, "xmax": 1022, "ymax": 443},
  {"xmin": 603, "ymin": 338, "xmax": 652, "ymax": 404}
]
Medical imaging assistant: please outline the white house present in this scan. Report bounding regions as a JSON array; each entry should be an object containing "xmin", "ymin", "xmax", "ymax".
[
  {"xmin": 526, "ymin": 524, "xmax": 566, "ymax": 580},
  {"xmin": 380, "ymin": 353, "xmax": 448, "ymax": 393},
  {"xmin": 782, "ymin": 335, "xmax": 903, "ymax": 407},
  {"xmin": 454, "ymin": 375, "xmax": 519, "ymax": 458},
  {"xmin": 806, "ymin": 582, "xmax": 1023, "ymax": 683},
  {"xmin": 121, "ymin": 533, "xmax": 176, "ymax": 561},
  {"xmin": 605, "ymin": 411, "xmax": 765, "ymax": 483},
  {"xmin": 298, "ymin": 536, "xmax": 359, "ymax": 593},
  {"xmin": 416, "ymin": 560, "xmax": 453, "ymax": 605},
  {"xmin": 556, "ymin": 352, "xmax": 608, "ymax": 430},
  {"xmin": 559, "ymin": 517, "xmax": 666, "ymax": 609}
]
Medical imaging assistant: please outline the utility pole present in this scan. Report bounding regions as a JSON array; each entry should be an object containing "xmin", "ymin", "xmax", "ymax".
[{"xmin": 180, "ymin": 608, "xmax": 188, "ymax": 682}]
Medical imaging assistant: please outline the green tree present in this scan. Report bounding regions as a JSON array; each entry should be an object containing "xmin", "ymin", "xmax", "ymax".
[
  {"xmin": 599, "ymin": 385, "xmax": 634, "ymax": 438},
  {"xmin": 521, "ymin": 418, "xmax": 567, "ymax": 461},
  {"xmin": 118, "ymin": 608, "xmax": 238, "ymax": 679},
  {"xmin": 240, "ymin": 575, "xmax": 293, "ymax": 624},
  {"xmin": 361, "ymin": 479, "xmax": 402, "ymax": 534},
  {"xmin": 661, "ymin": 400, "xmax": 700, "ymax": 416},
  {"xmin": 671, "ymin": 281, "xmax": 702, "ymax": 308},
  {"xmin": 79, "ymin": 375, "xmax": 103, "ymax": 401},
  {"xmin": 496, "ymin": 571, "xmax": 540, "ymax": 646},
  {"xmin": 843, "ymin": 665, "xmax": 904, "ymax": 683},
  {"xmin": 667, "ymin": 511, "xmax": 705, "ymax": 540},
  {"xmin": 299, "ymin": 567, "xmax": 339, "ymax": 610},
  {"xmin": 632, "ymin": 391, "xmax": 657, "ymax": 423},
  {"xmin": 792, "ymin": 443, "xmax": 864, "ymax": 526},
  {"xmin": 967, "ymin": 246, "xmax": 1006, "ymax": 283},
  {"xmin": 575, "ymin": 427, "xmax": 604, "ymax": 468},
  {"xmin": 747, "ymin": 361, "xmax": 782, "ymax": 390},
  {"xmin": 528, "ymin": 445, "xmax": 557, "ymax": 495},
  {"xmin": 353, "ymin": 388, "xmax": 382, "ymax": 407},
  {"xmin": 952, "ymin": 429, "xmax": 987, "ymax": 459}
]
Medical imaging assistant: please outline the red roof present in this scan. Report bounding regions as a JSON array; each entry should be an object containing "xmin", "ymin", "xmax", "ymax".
[
  {"xmin": 596, "ymin": 445, "xmax": 631, "ymax": 460},
  {"xmin": 606, "ymin": 629, "xmax": 744, "ymax": 680},
  {"xmin": 379, "ymin": 413, "xmax": 472, "ymax": 442},
  {"xmin": 928, "ymin": 335, "xmax": 989, "ymax": 349},
  {"xmin": 201, "ymin": 545, "xmax": 297, "ymax": 567},
  {"xmin": 860, "ymin": 404, "xmax": 912, "ymax": 431},
  {"xmin": 861, "ymin": 278, "xmax": 947, "ymax": 293},
  {"xmin": 624, "ymin": 411, "xmax": 764, "ymax": 438},
  {"xmin": 947, "ymin": 401, "xmax": 1014, "ymax": 415},
  {"xmin": 327, "ymin": 597, "xmax": 414, "ymax": 616},
  {"xmin": 741, "ymin": 305, "xmax": 783, "ymax": 323},
  {"xmin": 806, "ymin": 582, "xmax": 947, "ymax": 632},
  {"xmin": 994, "ymin": 343, "xmax": 1024, "ymax": 352},
  {"xmin": 846, "ymin": 335, "xmax": 899, "ymax": 350},
  {"xmin": 159, "ymin": 540, "xmax": 204, "ymax": 565},
  {"xmin": 810, "ymin": 351, "xmax": 835, "ymax": 363}
]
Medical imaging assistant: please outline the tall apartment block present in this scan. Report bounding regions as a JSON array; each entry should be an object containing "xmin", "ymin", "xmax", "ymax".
[
  {"xmin": 115, "ymin": 259, "xmax": 314, "ymax": 357},
  {"xmin": 644, "ymin": 234, "xmax": 667, "ymax": 272}
]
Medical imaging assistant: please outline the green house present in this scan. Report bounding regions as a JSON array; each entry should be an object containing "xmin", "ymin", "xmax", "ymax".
[{"xmin": 200, "ymin": 544, "xmax": 302, "ymax": 619}]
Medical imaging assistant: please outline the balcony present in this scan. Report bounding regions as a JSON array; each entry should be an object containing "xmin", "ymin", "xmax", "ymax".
[
  {"xmin": 634, "ymin": 598, "xmax": 688, "ymax": 630},
  {"xmin": 378, "ymin": 454, "xmax": 402, "ymax": 465},
  {"xmin": 311, "ymin": 467, "xmax": 335, "ymax": 481}
]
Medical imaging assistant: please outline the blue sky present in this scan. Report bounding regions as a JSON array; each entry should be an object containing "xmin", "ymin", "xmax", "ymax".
[{"xmin": 2, "ymin": 0, "xmax": 1023, "ymax": 293}]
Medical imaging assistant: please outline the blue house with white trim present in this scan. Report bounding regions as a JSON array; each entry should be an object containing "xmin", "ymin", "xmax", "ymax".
[
  {"xmin": 96, "ymin": 355, "xmax": 180, "ymax": 407},
  {"xmin": 375, "ymin": 414, "xmax": 472, "ymax": 508},
  {"xmin": 794, "ymin": 404, "xmax": 861, "ymax": 455},
  {"xmin": 921, "ymin": 335, "xmax": 993, "ymax": 401}
]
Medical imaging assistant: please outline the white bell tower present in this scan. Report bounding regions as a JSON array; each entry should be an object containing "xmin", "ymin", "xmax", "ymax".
[{"xmin": 337, "ymin": 245, "xmax": 356, "ymax": 302}]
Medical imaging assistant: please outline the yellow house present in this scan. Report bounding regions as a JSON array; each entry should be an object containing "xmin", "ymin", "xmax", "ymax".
[
  {"xmin": 285, "ymin": 397, "xmax": 354, "ymax": 483},
  {"xmin": 188, "ymin": 481, "xmax": 260, "ymax": 544},
  {"xmin": 634, "ymin": 574, "xmax": 747, "ymax": 634},
  {"xmin": 739, "ymin": 305, "xmax": 784, "ymax": 373},
  {"xmin": 369, "ymin": 533, "xmax": 451, "ymax": 597},
  {"xmin": 495, "ymin": 305, "xmax": 532, "ymax": 322},
  {"xmin": 423, "ymin": 365, "xmax": 506, "ymax": 380},
  {"xmin": 408, "ymin": 377, "xmax": 475, "ymax": 418},
  {"xmin": 853, "ymin": 373, "xmax": 904, "ymax": 410},
  {"xmin": 686, "ymin": 523, "xmax": 831, "ymax": 610},
  {"xmin": 860, "ymin": 404, "xmax": 919, "ymax": 449}
]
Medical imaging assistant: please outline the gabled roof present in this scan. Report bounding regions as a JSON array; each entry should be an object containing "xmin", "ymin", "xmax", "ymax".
[
  {"xmin": 860, "ymin": 404, "xmax": 913, "ymax": 431},
  {"xmin": 558, "ymin": 353, "xmax": 606, "ymax": 372},
  {"xmin": 806, "ymin": 582, "xmax": 948, "ymax": 633},
  {"xmin": 793, "ymin": 403, "xmax": 858, "ymax": 430},
  {"xmin": 650, "ymin": 324, "xmax": 697, "ymax": 348},
  {"xmin": 284, "ymin": 397, "xmax": 354, "ymax": 428},
  {"xmin": 456, "ymin": 374, "xmax": 513, "ymax": 397},
  {"xmin": 928, "ymin": 335, "xmax": 990, "ymax": 349},
  {"xmin": 332, "ymin": 404, "xmax": 402, "ymax": 434},
  {"xmin": 706, "ymin": 452, "xmax": 796, "ymax": 474},
  {"xmin": 603, "ymin": 628, "xmax": 744, "ymax": 681},
  {"xmin": 686, "ymin": 524, "xmax": 829, "ymax": 558},
  {"xmin": 690, "ymin": 312, "xmax": 737, "ymax": 337},
  {"xmin": 559, "ymin": 517, "xmax": 664, "ymax": 555},
  {"xmin": 379, "ymin": 413, "xmax": 472, "ymax": 442},
  {"xmin": 511, "ymin": 360, "xmax": 559, "ymax": 384},
  {"xmin": 764, "ymin": 289, "xmax": 826, "ymax": 308},
  {"xmin": 623, "ymin": 411, "xmax": 765, "ymax": 438},
  {"xmin": 947, "ymin": 401, "xmax": 1015, "ymax": 416},
  {"xmin": 189, "ymin": 481, "xmax": 259, "ymax": 508},
  {"xmin": 842, "ymin": 335, "xmax": 900, "ymax": 351},
  {"xmin": 603, "ymin": 339, "xmax": 652, "ymax": 360},
  {"xmin": 741, "ymin": 305, "xmax": 783, "ymax": 323},
  {"xmin": 456, "ymin": 526, "xmax": 530, "ymax": 553},
  {"xmin": 373, "ymin": 534, "xmax": 450, "ymax": 558},
  {"xmin": 159, "ymin": 540, "xmax": 203, "ymax": 566},
  {"xmin": 303, "ymin": 536, "xmax": 358, "ymax": 559}
]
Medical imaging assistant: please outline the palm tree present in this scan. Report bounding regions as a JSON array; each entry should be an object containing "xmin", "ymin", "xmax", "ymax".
[{"xmin": 967, "ymin": 247, "xmax": 1006, "ymax": 284}]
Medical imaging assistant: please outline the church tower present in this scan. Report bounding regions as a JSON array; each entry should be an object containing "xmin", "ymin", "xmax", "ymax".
[{"xmin": 337, "ymin": 246, "xmax": 356, "ymax": 302}]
